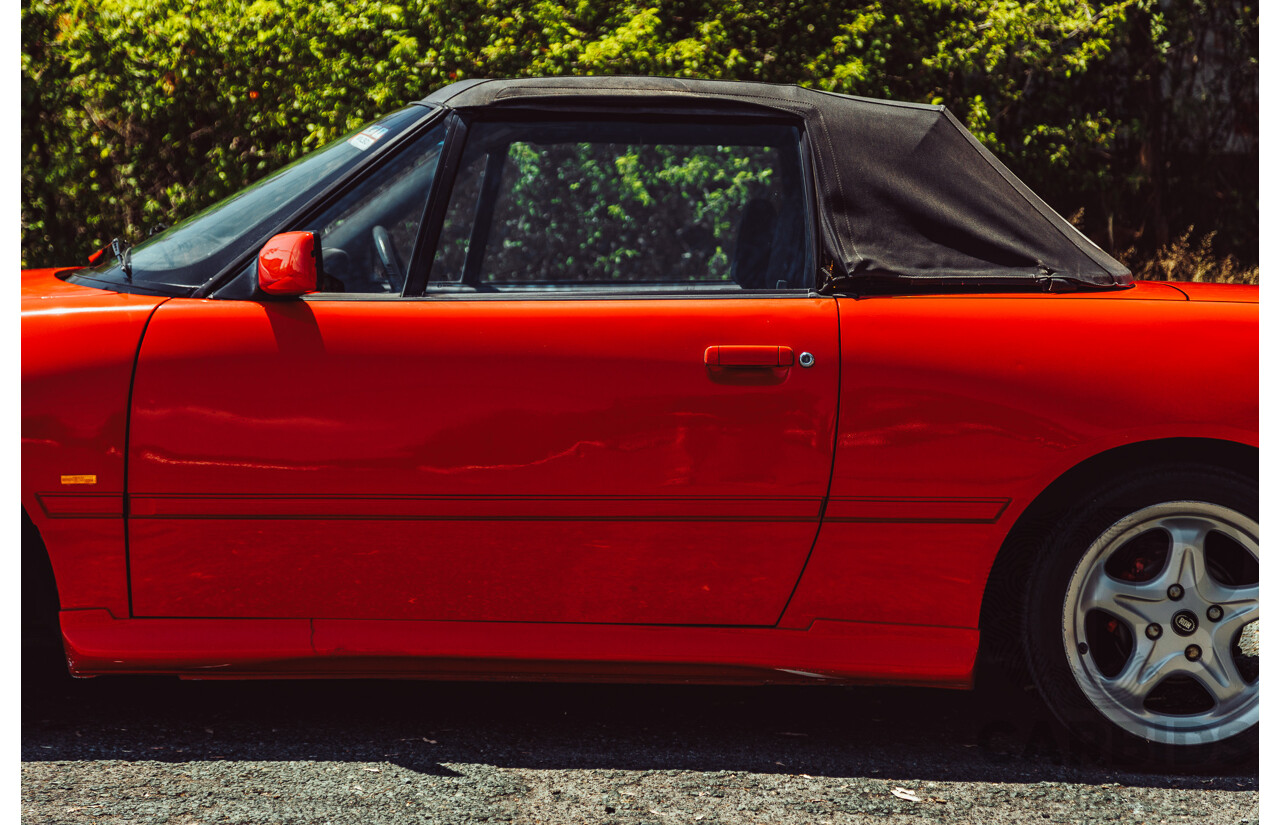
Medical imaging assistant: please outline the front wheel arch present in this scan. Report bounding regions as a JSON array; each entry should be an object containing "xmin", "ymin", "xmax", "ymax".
[{"xmin": 22, "ymin": 507, "xmax": 61, "ymax": 647}]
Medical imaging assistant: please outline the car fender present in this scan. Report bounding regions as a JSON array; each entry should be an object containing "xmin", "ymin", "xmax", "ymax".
[
  {"xmin": 779, "ymin": 288, "xmax": 1257, "ymax": 632},
  {"xmin": 21, "ymin": 268, "xmax": 168, "ymax": 615}
]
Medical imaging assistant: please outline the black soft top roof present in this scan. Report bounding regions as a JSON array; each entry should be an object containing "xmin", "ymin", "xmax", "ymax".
[{"xmin": 423, "ymin": 76, "xmax": 1131, "ymax": 290}]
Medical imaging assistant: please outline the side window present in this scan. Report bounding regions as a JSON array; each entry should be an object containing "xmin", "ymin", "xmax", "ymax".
[
  {"xmin": 302, "ymin": 121, "xmax": 447, "ymax": 294},
  {"xmin": 429, "ymin": 120, "xmax": 810, "ymax": 293}
]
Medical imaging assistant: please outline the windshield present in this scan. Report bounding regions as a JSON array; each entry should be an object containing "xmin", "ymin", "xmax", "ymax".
[{"xmin": 69, "ymin": 105, "xmax": 435, "ymax": 293}]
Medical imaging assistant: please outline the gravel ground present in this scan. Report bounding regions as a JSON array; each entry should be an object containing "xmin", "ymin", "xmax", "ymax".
[{"xmin": 22, "ymin": 664, "xmax": 1257, "ymax": 824}]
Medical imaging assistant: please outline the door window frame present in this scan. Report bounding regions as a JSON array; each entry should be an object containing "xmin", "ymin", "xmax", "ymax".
[{"xmin": 395, "ymin": 107, "xmax": 821, "ymax": 301}]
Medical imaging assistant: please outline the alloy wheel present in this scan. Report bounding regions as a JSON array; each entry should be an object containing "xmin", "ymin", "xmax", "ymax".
[{"xmin": 1062, "ymin": 501, "xmax": 1258, "ymax": 746}]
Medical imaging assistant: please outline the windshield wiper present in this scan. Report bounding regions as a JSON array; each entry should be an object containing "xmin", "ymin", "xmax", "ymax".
[{"xmin": 87, "ymin": 237, "xmax": 133, "ymax": 280}]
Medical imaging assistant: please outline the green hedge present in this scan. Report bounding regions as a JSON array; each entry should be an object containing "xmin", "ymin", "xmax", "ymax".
[{"xmin": 21, "ymin": 0, "xmax": 1257, "ymax": 279}]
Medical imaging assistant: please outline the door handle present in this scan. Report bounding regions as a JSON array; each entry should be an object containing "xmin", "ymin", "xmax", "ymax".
[{"xmin": 704, "ymin": 345, "xmax": 794, "ymax": 367}]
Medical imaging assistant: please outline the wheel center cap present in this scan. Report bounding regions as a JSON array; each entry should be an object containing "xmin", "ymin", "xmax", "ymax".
[{"xmin": 1171, "ymin": 610, "xmax": 1199, "ymax": 636}]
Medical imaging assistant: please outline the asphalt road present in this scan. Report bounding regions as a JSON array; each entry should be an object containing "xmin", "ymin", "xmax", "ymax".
[{"xmin": 22, "ymin": 664, "xmax": 1257, "ymax": 824}]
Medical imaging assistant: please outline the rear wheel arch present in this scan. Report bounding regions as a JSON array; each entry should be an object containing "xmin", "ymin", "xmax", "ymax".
[{"xmin": 976, "ymin": 437, "xmax": 1257, "ymax": 682}]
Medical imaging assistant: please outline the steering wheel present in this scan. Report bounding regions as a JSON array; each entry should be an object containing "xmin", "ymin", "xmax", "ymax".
[{"xmin": 371, "ymin": 225, "xmax": 405, "ymax": 292}]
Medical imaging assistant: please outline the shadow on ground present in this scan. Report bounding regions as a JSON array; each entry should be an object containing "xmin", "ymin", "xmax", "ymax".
[{"xmin": 20, "ymin": 661, "xmax": 1256, "ymax": 792}]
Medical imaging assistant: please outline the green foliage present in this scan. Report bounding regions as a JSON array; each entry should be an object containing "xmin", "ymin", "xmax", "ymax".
[
  {"xmin": 22, "ymin": 0, "xmax": 1256, "ymax": 280},
  {"xmin": 432, "ymin": 135, "xmax": 789, "ymax": 284},
  {"xmin": 479, "ymin": 141, "xmax": 781, "ymax": 282}
]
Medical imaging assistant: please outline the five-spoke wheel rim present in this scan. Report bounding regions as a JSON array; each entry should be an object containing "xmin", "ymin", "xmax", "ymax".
[{"xmin": 1062, "ymin": 501, "xmax": 1258, "ymax": 745}]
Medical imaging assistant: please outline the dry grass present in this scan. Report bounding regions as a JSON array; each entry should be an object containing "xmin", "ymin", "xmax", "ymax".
[
  {"xmin": 1063, "ymin": 209, "xmax": 1258, "ymax": 285},
  {"xmin": 1121, "ymin": 227, "xmax": 1258, "ymax": 285}
]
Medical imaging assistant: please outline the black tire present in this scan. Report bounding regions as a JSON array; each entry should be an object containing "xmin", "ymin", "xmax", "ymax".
[
  {"xmin": 22, "ymin": 510, "xmax": 67, "ymax": 681},
  {"xmin": 1023, "ymin": 464, "xmax": 1258, "ymax": 769}
]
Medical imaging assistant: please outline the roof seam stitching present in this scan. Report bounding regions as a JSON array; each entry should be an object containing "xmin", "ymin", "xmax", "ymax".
[
  {"xmin": 470, "ymin": 80, "xmax": 941, "ymax": 114},
  {"xmin": 805, "ymin": 85, "xmax": 945, "ymax": 112},
  {"xmin": 479, "ymin": 86, "xmax": 811, "ymax": 111}
]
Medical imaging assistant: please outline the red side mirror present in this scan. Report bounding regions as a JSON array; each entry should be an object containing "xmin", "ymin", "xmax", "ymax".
[{"xmin": 258, "ymin": 231, "xmax": 319, "ymax": 296}]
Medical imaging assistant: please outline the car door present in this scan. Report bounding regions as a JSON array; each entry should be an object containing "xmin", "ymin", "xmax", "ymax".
[{"xmin": 127, "ymin": 112, "xmax": 840, "ymax": 626}]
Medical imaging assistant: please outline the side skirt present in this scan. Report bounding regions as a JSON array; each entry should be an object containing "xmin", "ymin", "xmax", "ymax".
[{"xmin": 60, "ymin": 610, "xmax": 976, "ymax": 688}]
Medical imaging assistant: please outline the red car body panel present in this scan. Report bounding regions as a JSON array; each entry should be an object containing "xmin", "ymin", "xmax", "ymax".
[
  {"xmin": 61, "ymin": 609, "xmax": 976, "ymax": 687},
  {"xmin": 21, "ymin": 269, "xmax": 167, "ymax": 616},
  {"xmin": 126, "ymin": 296, "xmax": 839, "ymax": 625},
  {"xmin": 1163, "ymin": 281, "xmax": 1261, "ymax": 302},
  {"xmin": 22, "ymin": 266, "xmax": 1258, "ymax": 686},
  {"xmin": 780, "ymin": 287, "xmax": 1258, "ymax": 631}
]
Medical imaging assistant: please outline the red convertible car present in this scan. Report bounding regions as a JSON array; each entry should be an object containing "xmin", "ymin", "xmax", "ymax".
[{"xmin": 22, "ymin": 77, "xmax": 1257, "ymax": 765}]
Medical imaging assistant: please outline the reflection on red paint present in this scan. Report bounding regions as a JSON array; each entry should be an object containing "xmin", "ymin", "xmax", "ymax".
[
  {"xmin": 22, "ymin": 262, "xmax": 1257, "ymax": 685},
  {"xmin": 128, "ymin": 296, "xmax": 839, "ymax": 624}
]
